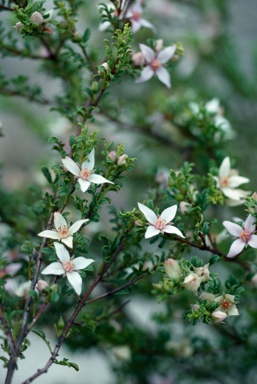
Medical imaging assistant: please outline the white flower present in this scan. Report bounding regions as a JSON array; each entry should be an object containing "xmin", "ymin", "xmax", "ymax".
[
  {"xmin": 213, "ymin": 157, "xmax": 250, "ymax": 204},
  {"xmin": 30, "ymin": 11, "xmax": 44, "ymax": 25},
  {"xmin": 126, "ymin": 2, "xmax": 155, "ymax": 33},
  {"xmin": 41, "ymin": 242, "xmax": 94, "ymax": 295},
  {"xmin": 182, "ymin": 272, "xmax": 202, "ymax": 293},
  {"xmin": 223, "ymin": 215, "xmax": 257, "ymax": 258},
  {"xmin": 135, "ymin": 43, "xmax": 176, "ymax": 88},
  {"xmin": 194, "ymin": 263, "xmax": 210, "ymax": 283},
  {"xmin": 62, "ymin": 148, "xmax": 114, "ymax": 193},
  {"xmin": 215, "ymin": 293, "xmax": 239, "ymax": 316},
  {"xmin": 38, "ymin": 212, "xmax": 88, "ymax": 248},
  {"xmin": 138, "ymin": 203, "xmax": 184, "ymax": 239}
]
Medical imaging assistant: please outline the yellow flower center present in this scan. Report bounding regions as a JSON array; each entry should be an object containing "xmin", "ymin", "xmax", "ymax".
[
  {"xmin": 155, "ymin": 217, "xmax": 166, "ymax": 231},
  {"xmin": 63, "ymin": 260, "xmax": 75, "ymax": 272},
  {"xmin": 79, "ymin": 168, "xmax": 92, "ymax": 180},
  {"xmin": 57, "ymin": 225, "xmax": 70, "ymax": 238},
  {"xmin": 151, "ymin": 58, "xmax": 161, "ymax": 71},
  {"xmin": 240, "ymin": 229, "xmax": 251, "ymax": 243}
]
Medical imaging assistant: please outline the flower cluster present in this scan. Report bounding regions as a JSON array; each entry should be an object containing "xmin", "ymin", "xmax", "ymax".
[
  {"xmin": 15, "ymin": 10, "xmax": 53, "ymax": 34},
  {"xmin": 37, "ymin": 149, "xmax": 113, "ymax": 294}
]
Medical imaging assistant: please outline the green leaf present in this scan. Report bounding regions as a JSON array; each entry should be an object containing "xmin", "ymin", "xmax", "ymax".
[
  {"xmin": 41, "ymin": 166, "xmax": 53, "ymax": 184},
  {"xmin": 32, "ymin": 330, "xmax": 53, "ymax": 354},
  {"xmin": 54, "ymin": 358, "xmax": 79, "ymax": 371}
]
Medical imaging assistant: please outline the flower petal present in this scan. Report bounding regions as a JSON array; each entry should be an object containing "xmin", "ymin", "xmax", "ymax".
[
  {"xmin": 223, "ymin": 221, "xmax": 242, "ymax": 236},
  {"xmin": 248, "ymin": 234, "xmax": 257, "ymax": 249},
  {"xmin": 219, "ymin": 157, "xmax": 230, "ymax": 178},
  {"xmin": 62, "ymin": 157, "xmax": 80, "ymax": 176},
  {"xmin": 41, "ymin": 262, "xmax": 64, "ymax": 275},
  {"xmin": 164, "ymin": 225, "xmax": 184, "ymax": 238},
  {"xmin": 138, "ymin": 203, "xmax": 157, "ymax": 224},
  {"xmin": 226, "ymin": 238, "xmax": 245, "ymax": 258},
  {"xmin": 145, "ymin": 226, "xmax": 160, "ymax": 239},
  {"xmin": 73, "ymin": 257, "xmax": 94, "ymax": 270},
  {"xmin": 157, "ymin": 45, "xmax": 176, "ymax": 64},
  {"xmin": 243, "ymin": 214, "xmax": 256, "ymax": 233},
  {"xmin": 54, "ymin": 212, "xmax": 67, "ymax": 230},
  {"xmin": 135, "ymin": 66, "xmax": 154, "ymax": 83},
  {"xmin": 160, "ymin": 205, "xmax": 177, "ymax": 222},
  {"xmin": 139, "ymin": 44, "xmax": 155, "ymax": 62},
  {"xmin": 228, "ymin": 175, "xmax": 249, "ymax": 188},
  {"xmin": 38, "ymin": 230, "xmax": 61, "ymax": 240},
  {"xmin": 67, "ymin": 271, "xmax": 82, "ymax": 295},
  {"xmin": 140, "ymin": 18, "xmax": 156, "ymax": 31},
  {"xmin": 54, "ymin": 242, "xmax": 70, "ymax": 263},
  {"xmin": 222, "ymin": 187, "xmax": 245, "ymax": 200},
  {"xmin": 78, "ymin": 178, "xmax": 91, "ymax": 192},
  {"xmin": 155, "ymin": 67, "xmax": 171, "ymax": 88},
  {"xmin": 81, "ymin": 148, "xmax": 95, "ymax": 170},
  {"xmin": 69, "ymin": 219, "xmax": 89, "ymax": 235},
  {"xmin": 61, "ymin": 236, "xmax": 73, "ymax": 249},
  {"xmin": 89, "ymin": 174, "xmax": 114, "ymax": 185},
  {"xmin": 131, "ymin": 20, "xmax": 141, "ymax": 33}
]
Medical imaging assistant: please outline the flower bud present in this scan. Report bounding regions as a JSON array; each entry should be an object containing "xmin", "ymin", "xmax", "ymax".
[
  {"xmin": 117, "ymin": 154, "xmax": 128, "ymax": 165},
  {"xmin": 37, "ymin": 279, "xmax": 49, "ymax": 292},
  {"xmin": 108, "ymin": 151, "xmax": 117, "ymax": 162},
  {"xmin": 211, "ymin": 310, "xmax": 227, "ymax": 323},
  {"xmin": 179, "ymin": 201, "xmax": 190, "ymax": 214},
  {"xmin": 132, "ymin": 52, "xmax": 145, "ymax": 66},
  {"xmin": 98, "ymin": 62, "xmax": 110, "ymax": 77},
  {"xmin": 91, "ymin": 81, "xmax": 99, "ymax": 94},
  {"xmin": 199, "ymin": 292, "xmax": 216, "ymax": 302},
  {"xmin": 164, "ymin": 258, "xmax": 182, "ymax": 281},
  {"xmin": 30, "ymin": 11, "xmax": 44, "ymax": 25},
  {"xmin": 15, "ymin": 22, "xmax": 24, "ymax": 33},
  {"xmin": 155, "ymin": 39, "xmax": 163, "ymax": 52},
  {"xmin": 182, "ymin": 272, "xmax": 202, "ymax": 293}
]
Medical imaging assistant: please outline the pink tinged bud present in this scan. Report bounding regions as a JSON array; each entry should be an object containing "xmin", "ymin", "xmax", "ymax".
[
  {"xmin": 211, "ymin": 310, "xmax": 227, "ymax": 323},
  {"xmin": 132, "ymin": 52, "xmax": 145, "ymax": 66},
  {"xmin": 108, "ymin": 151, "xmax": 117, "ymax": 162},
  {"xmin": 15, "ymin": 22, "xmax": 24, "ymax": 33},
  {"xmin": 117, "ymin": 154, "xmax": 128, "ymax": 165},
  {"xmin": 134, "ymin": 219, "xmax": 141, "ymax": 227},
  {"xmin": 182, "ymin": 272, "xmax": 202, "ymax": 293},
  {"xmin": 37, "ymin": 280, "xmax": 49, "ymax": 292},
  {"xmin": 164, "ymin": 258, "xmax": 182, "ymax": 280},
  {"xmin": 30, "ymin": 11, "xmax": 44, "ymax": 25},
  {"xmin": 191, "ymin": 304, "xmax": 200, "ymax": 311}
]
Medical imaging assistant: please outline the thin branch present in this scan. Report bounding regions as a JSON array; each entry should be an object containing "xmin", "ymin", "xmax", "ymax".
[
  {"xmin": 0, "ymin": 4, "xmax": 14, "ymax": 11},
  {"xmin": 0, "ymin": 305, "xmax": 16, "ymax": 356}
]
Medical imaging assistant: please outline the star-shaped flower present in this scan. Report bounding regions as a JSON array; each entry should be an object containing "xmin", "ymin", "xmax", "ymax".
[
  {"xmin": 41, "ymin": 242, "xmax": 94, "ymax": 295},
  {"xmin": 38, "ymin": 212, "xmax": 88, "ymax": 248},
  {"xmin": 126, "ymin": 2, "xmax": 155, "ymax": 33},
  {"xmin": 62, "ymin": 148, "xmax": 114, "ymax": 193},
  {"xmin": 213, "ymin": 157, "xmax": 250, "ymax": 204},
  {"xmin": 215, "ymin": 293, "xmax": 239, "ymax": 316},
  {"xmin": 138, "ymin": 203, "xmax": 184, "ymax": 239},
  {"xmin": 223, "ymin": 215, "xmax": 257, "ymax": 258},
  {"xmin": 135, "ymin": 43, "xmax": 176, "ymax": 88}
]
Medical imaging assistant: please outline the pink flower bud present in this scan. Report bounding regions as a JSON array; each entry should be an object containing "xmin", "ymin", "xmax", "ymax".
[
  {"xmin": 211, "ymin": 310, "xmax": 227, "ymax": 323},
  {"xmin": 37, "ymin": 280, "xmax": 49, "ymax": 292},
  {"xmin": 155, "ymin": 39, "xmax": 163, "ymax": 52},
  {"xmin": 117, "ymin": 154, "xmax": 128, "ymax": 165},
  {"xmin": 108, "ymin": 151, "xmax": 117, "ymax": 162},
  {"xmin": 164, "ymin": 258, "xmax": 182, "ymax": 281},
  {"xmin": 30, "ymin": 11, "xmax": 44, "ymax": 25}
]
